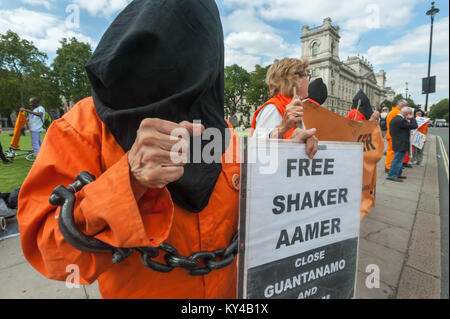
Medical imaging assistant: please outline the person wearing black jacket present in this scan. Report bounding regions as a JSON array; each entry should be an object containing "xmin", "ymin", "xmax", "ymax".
[
  {"xmin": 386, "ymin": 107, "xmax": 418, "ymax": 182},
  {"xmin": 0, "ymin": 129, "xmax": 12, "ymax": 164}
]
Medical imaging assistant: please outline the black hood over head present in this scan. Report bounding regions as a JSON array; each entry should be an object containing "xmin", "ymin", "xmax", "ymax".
[
  {"xmin": 85, "ymin": 0, "xmax": 229, "ymax": 213},
  {"xmin": 308, "ymin": 78, "xmax": 328, "ymax": 105},
  {"xmin": 352, "ymin": 89, "xmax": 373, "ymax": 120}
]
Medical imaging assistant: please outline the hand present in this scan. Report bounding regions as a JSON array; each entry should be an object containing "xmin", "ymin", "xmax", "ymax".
[
  {"xmin": 369, "ymin": 111, "xmax": 379, "ymax": 121},
  {"xmin": 290, "ymin": 128, "xmax": 319, "ymax": 159},
  {"xmin": 278, "ymin": 97, "xmax": 303, "ymax": 135},
  {"xmin": 128, "ymin": 118, "xmax": 205, "ymax": 198}
]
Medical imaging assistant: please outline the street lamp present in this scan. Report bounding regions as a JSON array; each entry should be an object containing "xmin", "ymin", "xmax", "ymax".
[
  {"xmin": 424, "ymin": 1, "xmax": 439, "ymax": 112},
  {"xmin": 405, "ymin": 82, "xmax": 409, "ymax": 100}
]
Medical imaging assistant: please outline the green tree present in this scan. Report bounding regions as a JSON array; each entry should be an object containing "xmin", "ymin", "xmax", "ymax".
[
  {"xmin": 23, "ymin": 62, "xmax": 61, "ymax": 111},
  {"xmin": 246, "ymin": 64, "xmax": 270, "ymax": 112},
  {"xmin": 52, "ymin": 37, "xmax": 92, "ymax": 105},
  {"xmin": 428, "ymin": 98, "xmax": 449, "ymax": 120},
  {"xmin": 224, "ymin": 64, "xmax": 250, "ymax": 118},
  {"xmin": 0, "ymin": 30, "xmax": 47, "ymax": 108},
  {"xmin": 391, "ymin": 94, "xmax": 417, "ymax": 110}
]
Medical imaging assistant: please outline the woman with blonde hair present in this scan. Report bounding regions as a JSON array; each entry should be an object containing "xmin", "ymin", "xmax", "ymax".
[{"xmin": 250, "ymin": 58, "xmax": 318, "ymax": 158}]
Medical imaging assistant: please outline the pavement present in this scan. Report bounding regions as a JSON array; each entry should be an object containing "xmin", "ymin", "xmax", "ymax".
[
  {"xmin": 356, "ymin": 134, "xmax": 441, "ymax": 298},
  {"xmin": 0, "ymin": 136, "xmax": 442, "ymax": 299}
]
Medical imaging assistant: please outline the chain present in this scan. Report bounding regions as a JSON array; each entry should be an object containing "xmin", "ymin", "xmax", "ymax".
[
  {"xmin": 50, "ymin": 171, "xmax": 238, "ymax": 276},
  {"xmin": 136, "ymin": 232, "xmax": 238, "ymax": 275}
]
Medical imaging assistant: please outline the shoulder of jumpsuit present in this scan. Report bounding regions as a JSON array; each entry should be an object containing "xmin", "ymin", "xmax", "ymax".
[{"xmin": 60, "ymin": 97, "xmax": 112, "ymax": 149}]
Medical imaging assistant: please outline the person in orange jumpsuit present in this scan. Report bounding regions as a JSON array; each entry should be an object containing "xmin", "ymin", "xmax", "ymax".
[
  {"xmin": 385, "ymin": 99, "xmax": 409, "ymax": 172},
  {"xmin": 17, "ymin": 0, "xmax": 318, "ymax": 299},
  {"xmin": 346, "ymin": 90, "xmax": 379, "ymax": 122}
]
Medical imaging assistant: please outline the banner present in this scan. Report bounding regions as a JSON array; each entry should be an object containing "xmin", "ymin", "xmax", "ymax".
[
  {"xmin": 10, "ymin": 111, "xmax": 27, "ymax": 149},
  {"xmin": 302, "ymin": 101, "xmax": 383, "ymax": 219},
  {"xmin": 238, "ymin": 139, "xmax": 362, "ymax": 299}
]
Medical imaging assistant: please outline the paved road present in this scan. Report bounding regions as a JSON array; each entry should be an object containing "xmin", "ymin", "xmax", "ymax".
[{"xmin": 429, "ymin": 128, "xmax": 449, "ymax": 298}]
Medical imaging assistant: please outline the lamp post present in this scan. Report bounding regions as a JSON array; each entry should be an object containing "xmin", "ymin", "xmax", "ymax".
[
  {"xmin": 405, "ymin": 82, "xmax": 409, "ymax": 100},
  {"xmin": 425, "ymin": 1, "xmax": 439, "ymax": 112}
]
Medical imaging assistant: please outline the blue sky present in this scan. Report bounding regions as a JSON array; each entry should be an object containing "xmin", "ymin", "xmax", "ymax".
[{"xmin": 1, "ymin": 0, "xmax": 448, "ymax": 106}]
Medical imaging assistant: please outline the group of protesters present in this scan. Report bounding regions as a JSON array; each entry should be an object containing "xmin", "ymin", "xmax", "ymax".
[
  {"xmin": 383, "ymin": 100, "xmax": 429, "ymax": 182},
  {"xmin": 12, "ymin": 0, "xmax": 431, "ymax": 299}
]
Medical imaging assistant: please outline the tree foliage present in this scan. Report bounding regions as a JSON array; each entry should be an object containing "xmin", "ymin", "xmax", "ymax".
[
  {"xmin": 247, "ymin": 64, "xmax": 270, "ymax": 112},
  {"xmin": 0, "ymin": 31, "xmax": 93, "ymax": 121},
  {"xmin": 224, "ymin": 64, "xmax": 250, "ymax": 118},
  {"xmin": 52, "ymin": 37, "xmax": 92, "ymax": 105},
  {"xmin": 0, "ymin": 30, "xmax": 49, "ymax": 110},
  {"xmin": 428, "ymin": 98, "xmax": 449, "ymax": 120}
]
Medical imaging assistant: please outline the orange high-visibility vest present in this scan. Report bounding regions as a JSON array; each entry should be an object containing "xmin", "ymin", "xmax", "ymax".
[
  {"xmin": 17, "ymin": 97, "xmax": 240, "ymax": 299},
  {"xmin": 251, "ymin": 94, "xmax": 295, "ymax": 139}
]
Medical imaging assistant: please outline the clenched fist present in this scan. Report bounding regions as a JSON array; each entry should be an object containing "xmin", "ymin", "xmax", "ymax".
[
  {"xmin": 128, "ymin": 118, "xmax": 204, "ymax": 199},
  {"xmin": 278, "ymin": 97, "xmax": 303, "ymax": 135}
]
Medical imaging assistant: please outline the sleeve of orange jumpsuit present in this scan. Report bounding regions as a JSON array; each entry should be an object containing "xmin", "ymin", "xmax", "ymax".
[{"xmin": 17, "ymin": 118, "xmax": 174, "ymax": 285}]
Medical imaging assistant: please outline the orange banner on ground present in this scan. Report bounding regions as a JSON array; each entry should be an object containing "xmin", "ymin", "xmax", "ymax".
[
  {"xmin": 10, "ymin": 111, "xmax": 27, "ymax": 149},
  {"xmin": 302, "ymin": 101, "xmax": 383, "ymax": 219}
]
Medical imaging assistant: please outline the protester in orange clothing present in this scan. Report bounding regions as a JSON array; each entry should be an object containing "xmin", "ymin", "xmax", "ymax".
[
  {"xmin": 250, "ymin": 58, "xmax": 320, "ymax": 157},
  {"xmin": 385, "ymin": 99, "xmax": 409, "ymax": 172},
  {"xmin": 17, "ymin": 0, "xmax": 317, "ymax": 299},
  {"xmin": 347, "ymin": 90, "xmax": 379, "ymax": 122}
]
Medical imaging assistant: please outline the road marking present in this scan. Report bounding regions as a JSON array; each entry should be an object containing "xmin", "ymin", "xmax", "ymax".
[{"xmin": 437, "ymin": 135, "xmax": 449, "ymax": 181}]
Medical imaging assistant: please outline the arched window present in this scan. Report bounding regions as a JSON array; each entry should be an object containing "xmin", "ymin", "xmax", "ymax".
[{"xmin": 312, "ymin": 42, "xmax": 318, "ymax": 56}]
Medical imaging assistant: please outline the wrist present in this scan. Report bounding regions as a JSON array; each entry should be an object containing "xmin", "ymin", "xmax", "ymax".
[
  {"xmin": 276, "ymin": 124, "xmax": 289, "ymax": 137},
  {"xmin": 269, "ymin": 125, "xmax": 286, "ymax": 139}
]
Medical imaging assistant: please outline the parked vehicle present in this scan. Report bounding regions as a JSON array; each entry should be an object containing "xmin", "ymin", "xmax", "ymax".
[{"xmin": 434, "ymin": 119, "xmax": 447, "ymax": 127}]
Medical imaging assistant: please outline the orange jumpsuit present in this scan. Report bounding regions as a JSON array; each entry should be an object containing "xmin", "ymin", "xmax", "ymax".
[
  {"xmin": 347, "ymin": 109, "xmax": 366, "ymax": 121},
  {"xmin": 385, "ymin": 106, "xmax": 410, "ymax": 169},
  {"xmin": 17, "ymin": 97, "xmax": 240, "ymax": 299}
]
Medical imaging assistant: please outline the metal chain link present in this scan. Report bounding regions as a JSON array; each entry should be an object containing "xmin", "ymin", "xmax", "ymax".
[{"xmin": 50, "ymin": 171, "xmax": 238, "ymax": 276}]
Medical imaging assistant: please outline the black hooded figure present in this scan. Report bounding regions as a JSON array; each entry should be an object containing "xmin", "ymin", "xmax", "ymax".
[
  {"xmin": 308, "ymin": 78, "xmax": 328, "ymax": 105},
  {"xmin": 85, "ymin": 0, "xmax": 229, "ymax": 213},
  {"xmin": 351, "ymin": 90, "xmax": 374, "ymax": 121}
]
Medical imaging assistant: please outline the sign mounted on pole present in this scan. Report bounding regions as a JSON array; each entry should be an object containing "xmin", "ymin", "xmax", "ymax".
[{"xmin": 238, "ymin": 139, "xmax": 363, "ymax": 299}]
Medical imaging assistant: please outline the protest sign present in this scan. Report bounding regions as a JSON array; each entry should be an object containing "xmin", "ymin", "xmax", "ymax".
[
  {"xmin": 302, "ymin": 100, "xmax": 383, "ymax": 219},
  {"xmin": 411, "ymin": 117, "xmax": 430, "ymax": 150},
  {"xmin": 411, "ymin": 131, "xmax": 427, "ymax": 150},
  {"xmin": 238, "ymin": 139, "xmax": 363, "ymax": 299}
]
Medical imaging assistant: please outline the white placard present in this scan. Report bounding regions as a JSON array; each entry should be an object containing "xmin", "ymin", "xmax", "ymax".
[{"xmin": 238, "ymin": 139, "xmax": 363, "ymax": 299}]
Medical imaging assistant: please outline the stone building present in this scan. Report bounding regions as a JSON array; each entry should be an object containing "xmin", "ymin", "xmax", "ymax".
[{"xmin": 301, "ymin": 18, "xmax": 395, "ymax": 116}]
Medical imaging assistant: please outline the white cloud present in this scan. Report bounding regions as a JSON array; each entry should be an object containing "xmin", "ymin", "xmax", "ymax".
[
  {"xmin": 385, "ymin": 61, "xmax": 449, "ymax": 106},
  {"xmin": 19, "ymin": 0, "xmax": 54, "ymax": 10},
  {"xmin": 224, "ymin": 31, "xmax": 301, "ymax": 71},
  {"xmin": 222, "ymin": 7, "xmax": 275, "ymax": 34},
  {"xmin": 221, "ymin": 0, "xmax": 420, "ymax": 63},
  {"xmin": 366, "ymin": 16, "xmax": 449, "ymax": 65},
  {"xmin": 72, "ymin": 0, "xmax": 130, "ymax": 18},
  {"xmin": 0, "ymin": 8, "xmax": 96, "ymax": 56}
]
